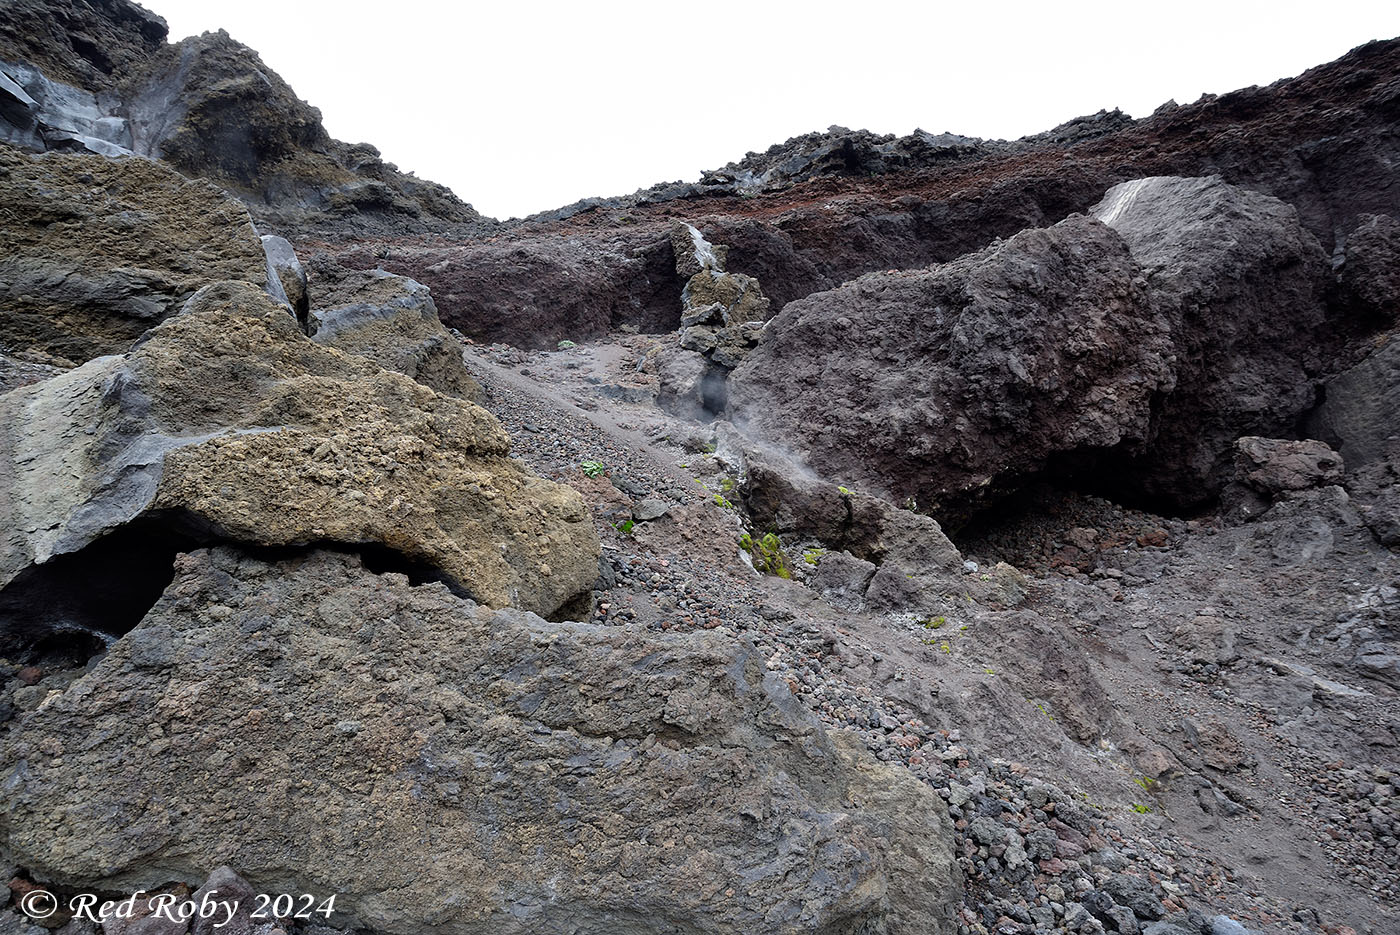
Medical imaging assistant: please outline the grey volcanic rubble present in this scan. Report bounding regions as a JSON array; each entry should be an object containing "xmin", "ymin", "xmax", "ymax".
[{"xmin": 1, "ymin": 2, "xmax": 1399, "ymax": 935}]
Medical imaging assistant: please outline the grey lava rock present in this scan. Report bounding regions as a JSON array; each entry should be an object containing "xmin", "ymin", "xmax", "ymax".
[
  {"xmin": 1307, "ymin": 337, "xmax": 1400, "ymax": 468},
  {"xmin": 1232, "ymin": 437, "xmax": 1344, "ymax": 494},
  {"xmin": 1222, "ymin": 436, "xmax": 1345, "ymax": 522},
  {"xmin": 307, "ymin": 256, "xmax": 483, "ymax": 401},
  {"xmin": 0, "ymin": 547, "xmax": 961, "ymax": 935},
  {"xmin": 632, "ymin": 498, "xmax": 671, "ymax": 522},
  {"xmin": 1337, "ymin": 213, "xmax": 1400, "ymax": 321},
  {"xmin": 656, "ymin": 345, "xmax": 726, "ymax": 419},
  {"xmin": 260, "ymin": 234, "xmax": 309, "ymax": 324},
  {"xmin": 809, "ymin": 551, "xmax": 878, "ymax": 609}
]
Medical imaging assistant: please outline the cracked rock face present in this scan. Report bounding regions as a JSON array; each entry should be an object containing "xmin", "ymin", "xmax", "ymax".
[
  {"xmin": 0, "ymin": 547, "xmax": 960, "ymax": 935},
  {"xmin": 0, "ymin": 284, "xmax": 598, "ymax": 647},
  {"xmin": 0, "ymin": 147, "xmax": 270, "ymax": 364}
]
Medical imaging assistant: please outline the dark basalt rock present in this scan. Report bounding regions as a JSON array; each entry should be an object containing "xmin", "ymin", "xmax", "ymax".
[{"xmin": 728, "ymin": 213, "xmax": 1173, "ymax": 519}]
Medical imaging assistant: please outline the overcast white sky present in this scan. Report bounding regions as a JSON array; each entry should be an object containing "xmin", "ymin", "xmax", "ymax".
[{"xmin": 147, "ymin": 1, "xmax": 1398, "ymax": 220}]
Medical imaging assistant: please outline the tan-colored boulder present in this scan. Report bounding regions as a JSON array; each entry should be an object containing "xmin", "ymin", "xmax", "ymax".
[
  {"xmin": 0, "ymin": 283, "xmax": 598, "ymax": 644},
  {"xmin": 0, "ymin": 147, "xmax": 269, "ymax": 362}
]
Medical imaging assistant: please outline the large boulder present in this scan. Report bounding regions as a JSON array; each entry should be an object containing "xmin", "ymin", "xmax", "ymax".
[
  {"xmin": 739, "ymin": 444, "xmax": 968, "ymax": 613},
  {"xmin": 307, "ymin": 255, "xmax": 482, "ymax": 401},
  {"xmin": 728, "ymin": 214, "xmax": 1173, "ymax": 517},
  {"xmin": 1090, "ymin": 175, "xmax": 1331, "ymax": 503},
  {"xmin": 0, "ymin": 147, "xmax": 269, "ymax": 363},
  {"xmin": 1221, "ymin": 436, "xmax": 1346, "ymax": 523},
  {"xmin": 654, "ymin": 345, "xmax": 713, "ymax": 420},
  {"xmin": 0, "ymin": 284, "xmax": 597, "ymax": 649},
  {"xmin": 0, "ymin": 546, "xmax": 960, "ymax": 935},
  {"xmin": 1231, "ymin": 437, "xmax": 1344, "ymax": 493}
]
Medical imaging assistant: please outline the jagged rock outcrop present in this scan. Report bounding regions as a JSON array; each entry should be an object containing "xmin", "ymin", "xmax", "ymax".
[
  {"xmin": 332, "ymin": 230, "xmax": 685, "ymax": 348},
  {"xmin": 1090, "ymin": 176, "xmax": 1332, "ymax": 504},
  {"xmin": 653, "ymin": 223, "xmax": 773, "ymax": 418},
  {"xmin": 0, "ymin": 146, "xmax": 269, "ymax": 362},
  {"xmin": 0, "ymin": 285, "xmax": 598, "ymax": 650},
  {"xmin": 0, "ymin": 0, "xmax": 167, "ymax": 92},
  {"xmin": 673, "ymin": 221, "xmax": 771, "ymax": 368},
  {"xmin": 727, "ymin": 213, "xmax": 1173, "ymax": 518},
  {"xmin": 0, "ymin": 4, "xmax": 490, "ymax": 237},
  {"xmin": 306, "ymin": 254, "xmax": 482, "ymax": 401},
  {"xmin": 0, "ymin": 57, "xmax": 134, "ymax": 155},
  {"xmin": 121, "ymin": 30, "xmax": 483, "ymax": 234},
  {"xmin": 0, "ymin": 546, "xmax": 960, "ymax": 935}
]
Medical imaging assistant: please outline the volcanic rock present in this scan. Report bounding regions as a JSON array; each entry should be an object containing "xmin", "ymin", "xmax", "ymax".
[
  {"xmin": 1091, "ymin": 176, "xmax": 1332, "ymax": 503},
  {"xmin": 0, "ymin": 0, "xmax": 167, "ymax": 92},
  {"xmin": 0, "ymin": 284, "xmax": 597, "ymax": 650},
  {"xmin": 0, "ymin": 546, "xmax": 960, "ymax": 935},
  {"xmin": 652, "ymin": 345, "xmax": 711, "ymax": 417},
  {"xmin": 260, "ymin": 233, "xmax": 308, "ymax": 324},
  {"xmin": 0, "ymin": 57, "xmax": 134, "ymax": 156},
  {"xmin": 0, "ymin": 8, "xmax": 488, "ymax": 238},
  {"xmin": 306, "ymin": 255, "xmax": 482, "ymax": 401},
  {"xmin": 1221, "ymin": 437, "xmax": 1346, "ymax": 523},
  {"xmin": 739, "ymin": 444, "xmax": 965, "ymax": 612},
  {"xmin": 670, "ymin": 222, "xmax": 772, "ymax": 379},
  {"xmin": 1337, "ymin": 214, "xmax": 1400, "ymax": 322},
  {"xmin": 0, "ymin": 350, "xmax": 67, "ymax": 395},
  {"xmin": 0, "ymin": 147, "xmax": 269, "ymax": 362},
  {"xmin": 1304, "ymin": 329, "xmax": 1400, "ymax": 540},
  {"xmin": 333, "ymin": 229, "xmax": 685, "ymax": 348},
  {"xmin": 1307, "ymin": 337, "xmax": 1400, "ymax": 468},
  {"xmin": 728, "ymin": 213, "xmax": 1172, "ymax": 518},
  {"xmin": 809, "ymin": 551, "xmax": 878, "ymax": 609},
  {"xmin": 1233, "ymin": 437, "xmax": 1345, "ymax": 496},
  {"xmin": 1347, "ymin": 437, "xmax": 1400, "ymax": 546}
]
